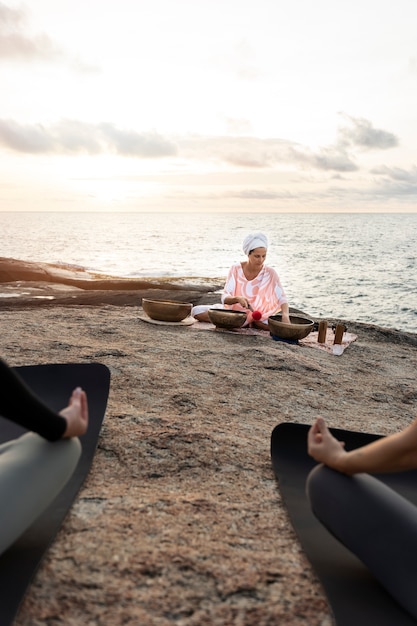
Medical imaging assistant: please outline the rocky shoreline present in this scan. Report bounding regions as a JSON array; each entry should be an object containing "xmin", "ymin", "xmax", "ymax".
[
  {"xmin": 1, "ymin": 257, "xmax": 417, "ymax": 625},
  {"xmin": 0, "ymin": 256, "xmax": 223, "ymax": 311}
]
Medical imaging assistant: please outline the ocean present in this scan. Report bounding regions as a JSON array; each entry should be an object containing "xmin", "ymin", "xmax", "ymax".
[{"xmin": 1, "ymin": 211, "xmax": 416, "ymax": 334}]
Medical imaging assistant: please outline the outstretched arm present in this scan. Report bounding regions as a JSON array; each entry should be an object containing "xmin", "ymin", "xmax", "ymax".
[{"xmin": 308, "ymin": 415, "xmax": 417, "ymax": 475}]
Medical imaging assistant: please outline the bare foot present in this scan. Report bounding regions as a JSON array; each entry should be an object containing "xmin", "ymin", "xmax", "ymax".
[
  {"xmin": 60, "ymin": 387, "xmax": 89, "ymax": 438},
  {"xmin": 252, "ymin": 320, "xmax": 269, "ymax": 331},
  {"xmin": 194, "ymin": 312, "xmax": 211, "ymax": 322}
]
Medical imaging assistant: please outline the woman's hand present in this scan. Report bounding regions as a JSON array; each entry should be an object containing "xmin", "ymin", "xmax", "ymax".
[
  {"xmin": 236, "ymin": 296, "xmax": 250, "ymax": 308},
  {"xmin": 60, "ymin": 387, "xmax": 89, "ymax": 438},
  {"xmin": 224, "ymin": 296, "xmax": 251, "ymax": 309},
  {"xmin": 308, "ymin": 417, "xmax": 347, "ymax": 470}
]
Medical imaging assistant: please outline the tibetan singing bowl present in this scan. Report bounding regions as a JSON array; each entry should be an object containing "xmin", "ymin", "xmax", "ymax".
[
  {"xmin": 142, "ymin": 298, "xmax": 193, "ymax": 322},
  {"xmin": 208, "ymin": 308, "xmax": 247, "ymax": 329},
  {"xmin": 268, "ymin": 314, "xmax": 314, "ymax": 340}
]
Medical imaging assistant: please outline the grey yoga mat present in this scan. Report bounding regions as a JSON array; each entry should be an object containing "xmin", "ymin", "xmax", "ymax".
[
  {"xmin": 0, "ymin": 362, "xmax": 110, "ymax": 626},
  {"xmin": 271, "ymin": 422, "xmax": 417, "ymax": 626}
]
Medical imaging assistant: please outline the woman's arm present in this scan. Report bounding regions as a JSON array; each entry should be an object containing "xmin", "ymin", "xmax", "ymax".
[
  {"xmin": 280, "ymin": 302, "xmax": 290, "ymax": 324},
  {"xmin": 222, "ymin": 264, "xmax": 251, "ymax": 309},
  {"xmin": 308, "ymin": 416, "xmax": 417, "ymax": 475},
  {"xmin": 223, "ymin": 295, "xmax": 250, "ymax": 308}
]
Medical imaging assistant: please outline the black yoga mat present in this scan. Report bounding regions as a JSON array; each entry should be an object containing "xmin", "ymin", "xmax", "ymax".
[
  {"xmin": 0, "ymin": 362, "xmax": 111, "ymax": 626},
  {"xmin": 271, "ymin": 422, "xmax": 417, "ymax": 626}
]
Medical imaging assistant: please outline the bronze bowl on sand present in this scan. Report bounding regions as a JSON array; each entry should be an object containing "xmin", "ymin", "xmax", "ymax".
[
  {"xmin": 142, "ymin": 298, "xmax": 193, "ymax": 322},
  {"xmin": 208, "ymin": 308, "xmax": 247, "ymax": 330},
  {"xmin": 268, "ymin": 314, "xmax": 314, "ymax": 341}
]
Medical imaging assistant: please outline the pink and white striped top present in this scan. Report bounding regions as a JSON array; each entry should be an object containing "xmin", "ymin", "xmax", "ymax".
[{"xmin": 221, "ymin": 263, "xmax": 288, "ymax": 322}]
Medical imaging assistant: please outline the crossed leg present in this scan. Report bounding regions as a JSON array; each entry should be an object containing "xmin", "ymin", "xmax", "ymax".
[
  {"xmin": 306, "ymin": 464, "xmax": 417, "ymax": 620},
  {"xmin": 0, "ymin": 433, "xmax": 81, "ymax": 555}
]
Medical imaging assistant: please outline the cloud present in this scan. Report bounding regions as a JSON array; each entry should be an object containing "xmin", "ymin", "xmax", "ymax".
[
  {"xmin": 371, "ymin": 164, "xmax": 417, "ymax": 182},
  {"xmin": 179, "ymin": 135, "xmax": 292, "ymax": 168},
  {"xmin": 0, "ymin": 119, "xmax": 53, "ymax": 153},
  {"xmin": 282, "ymin": 115, "xmax": 399, "ymax": 174},
  {"xmin": 338, "ymin": 114, "xmax": 398, "ymax": 150},
  {"xmin": 226, "ymin": 188, "xmax": 295, "ymax": 200},
  {"xmin": 0, "ymin": 2, "xmax": 24, "ymax": 28},
  {"xmin": 98, "ymin": 123, "xmax": 177, "ymax": 158},
  {"xmin": 179, "ymin": 133, "xmax": 356, "ymax": 173},
  {"xmin": 370, "ymin": 164, "xmax": 417, "ymax": 197},
  {"xmin": 0, "ymin": 3, "xmax": 98, "ymax": 71},
  {"xmin": 0, "ymin": 114, "xmax": 402, "ymax": 176},
  {"xmin": 0, "ymin": 3, "xmax": 59, "ymax": 61},
  {"xmin": 222, "ymin": 147, "xmax": 274, "ymax": 168},
  {"xmin": 288, "ymin": 145, "xmax": 358, "ymax": 172},
  {"xmin": 0, "ymin": 118, "xmax": 177, "ymax": 157}
]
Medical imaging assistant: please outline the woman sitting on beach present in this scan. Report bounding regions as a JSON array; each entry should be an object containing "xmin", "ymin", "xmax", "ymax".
[
  {"xmin": 307, "ymin": 415, "xmax": 417, "ymax": 620},
  {"xmin": 0, "ymin": 358, "xmax": 88, "ymax": 555},
  {"xmin": 192, "ymin": 232, "xmax": 290, "ymax": 330}
]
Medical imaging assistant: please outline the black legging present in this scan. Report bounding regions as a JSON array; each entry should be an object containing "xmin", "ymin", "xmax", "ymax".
[{"xmin": 306, "ymin": 464, "xmax": 417, "ymax": 620}]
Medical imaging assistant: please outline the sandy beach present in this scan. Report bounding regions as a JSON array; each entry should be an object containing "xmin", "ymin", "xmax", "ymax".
[{"xmin": 1, "ymin": 262, "xmax": 417, "ymax": 625}]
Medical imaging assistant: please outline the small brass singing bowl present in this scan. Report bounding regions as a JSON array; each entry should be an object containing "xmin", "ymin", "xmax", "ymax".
[
  {"xmin": 268, "ymin": 314, "xmax": 314, "ymax": 341},
  {"xmin": 142, "ymin": 298, "xmax": 193, "ymax": 322},
  {"xmin": 208, "ymin": 308, "xmax": 247, "ymax": 329}
]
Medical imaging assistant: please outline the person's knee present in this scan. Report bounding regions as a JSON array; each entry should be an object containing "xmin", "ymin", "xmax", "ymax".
[
  {"xmin": 21, "ymin": 432, "xmax": 82, "ymax": 466},
  {"xmin": 41, "ymin": 436, "xmax": 82, "ymax": 481},
  {"xmin": 306, "ymin": 464, "xmax": 354, "ymax": 524},
  {"xmin": 306, "ymin": 463, "xmax": 329, "ymax": 510},
  {"xmin": 61, "ymin": 436, "xmax": 82, "ymax": 470}
]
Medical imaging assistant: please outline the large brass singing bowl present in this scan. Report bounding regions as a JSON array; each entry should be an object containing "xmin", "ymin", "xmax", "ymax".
[
  {"xmin": 268, "ymin": 314, "xmax": 314, "ymax": 340},
  {"xmin": 208, "ymin": 308, "xmax": 247, "ymax": 329},
  {"xmin": 142, "ymin": 298, "xmax": 193, "ymax": 322}
]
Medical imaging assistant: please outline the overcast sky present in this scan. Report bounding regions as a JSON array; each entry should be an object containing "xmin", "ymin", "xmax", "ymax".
[{"xmin": 1, "ymin": 0, "xmax": 417, "ymax": 212}]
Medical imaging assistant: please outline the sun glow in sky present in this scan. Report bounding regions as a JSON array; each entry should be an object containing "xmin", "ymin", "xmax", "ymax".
[{"xmin": 1, "ymin": 0, "xmax": 417, "ymax": 212}]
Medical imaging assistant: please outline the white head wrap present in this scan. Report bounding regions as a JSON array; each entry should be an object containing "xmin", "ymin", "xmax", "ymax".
[{"xmin": 242, "ymin": 232, "xmax": 268, "ymax": 256}]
